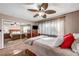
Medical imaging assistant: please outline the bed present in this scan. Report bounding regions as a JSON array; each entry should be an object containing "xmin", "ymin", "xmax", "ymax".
[{"xmin": 24, "ymin": 35, "xmax": 78, "ymax": 56}]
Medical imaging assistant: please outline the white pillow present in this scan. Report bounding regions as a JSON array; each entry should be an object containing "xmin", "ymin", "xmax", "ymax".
[
  {"xmin": 41, "ymin": 36, "xmax": 64, "ymax": 47},
  {"xmin": 73, "ymin": 33, "xmax": 79, "ymax": 39},
  {"xmin": 54, "ymin": 35, "xmax": 64, "ymax": 47},
  {"xmin": 71, "ymin": 39, "xmax": 79, "ymax": 54}
]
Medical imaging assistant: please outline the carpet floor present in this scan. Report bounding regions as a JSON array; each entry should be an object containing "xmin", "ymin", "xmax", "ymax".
[{"xmin": 0, "ymin": 39, "xmax": 28, "ymax": 56}]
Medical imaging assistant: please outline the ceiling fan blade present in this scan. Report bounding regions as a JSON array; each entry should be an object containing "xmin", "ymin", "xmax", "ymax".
[
  {"xmin": 42, "ymin": 14, "xmax": 47, "ymax": 18},
  {"xmin": 41, "ymin": 3, "xmax": 48, "ymax": 10},
  {"xmin": 45, "ymin": 10, "xmax": 56, "ymax": 14},
  {"xmin": 33, "ymin": 14, "xmax": 39, "ymax": 17},
  {"xmin": 27, "ymin": 9, "xmax": 38, "ymax": 12}
]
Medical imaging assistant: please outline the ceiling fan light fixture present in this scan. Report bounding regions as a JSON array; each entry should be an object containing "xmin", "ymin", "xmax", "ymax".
[
  {"xmin": 38, "ymin": 12, "xmax": 45, "ymax": 16},
  {"xmin": 27, "ymin": 3, "xmax": 56, "ymax": 18},
  {"xmin": 41, "ymin": 7, "xmax": 45, "ymax": 11}
]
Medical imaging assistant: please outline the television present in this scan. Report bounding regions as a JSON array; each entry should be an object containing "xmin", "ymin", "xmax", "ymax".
[{"xmin": 32, "ymin": 25, "xmax": 38, "ymax": 29}]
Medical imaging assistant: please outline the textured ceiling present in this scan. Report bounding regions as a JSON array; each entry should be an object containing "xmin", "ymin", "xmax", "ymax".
[{"xmin": 0, "ymin": 3, "xmax": 79, "ymax": 22}]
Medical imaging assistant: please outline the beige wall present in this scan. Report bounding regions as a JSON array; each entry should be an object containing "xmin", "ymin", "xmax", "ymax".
[{"xmin": 65, "ymin": 11, "xmax": 79, "ymax": 34}]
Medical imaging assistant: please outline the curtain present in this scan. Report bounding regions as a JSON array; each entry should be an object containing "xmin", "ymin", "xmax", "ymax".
[
  {"xmin": 38, "ymin": 17, "xmax": 65, "ymax": 35},
  {"xmin": 55, "ymin": 17, "xmax": 65, "ymax": 35}
]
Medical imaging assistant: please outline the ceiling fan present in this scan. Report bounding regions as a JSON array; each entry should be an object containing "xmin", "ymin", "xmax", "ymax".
[{"xmin": 27, "ymin": 3, "xmax": 56, "ymax": 18}]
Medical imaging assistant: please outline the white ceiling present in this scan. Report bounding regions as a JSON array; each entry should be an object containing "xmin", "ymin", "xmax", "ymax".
[{"xmin": 0, "ymin": 3, "xmax": 79, "ymax": 22}]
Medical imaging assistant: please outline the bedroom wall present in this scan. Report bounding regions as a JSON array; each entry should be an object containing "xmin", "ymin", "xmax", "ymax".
[{"xmin": 65, "ymin": 11, "xmax": 79, "ymax": 34}]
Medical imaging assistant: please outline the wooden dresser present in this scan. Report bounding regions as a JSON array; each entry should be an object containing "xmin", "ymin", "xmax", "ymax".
[
  {"xmin": 26, "ymin": 29, "xmax": 39, "ymax": 38},
  {"xmin": 32, "ymin": 29, "xmax": 38, "ymax": 37}
]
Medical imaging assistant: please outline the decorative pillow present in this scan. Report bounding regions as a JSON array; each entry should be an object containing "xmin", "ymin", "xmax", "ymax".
[
  {"xmin": 41, "ymin": 36, "xmax": 63, "ymax": 47},
  {"xmin": 73, "ymin": 33, "xmax": 79, "ymax": 39},
  {"xmin": 55, "ymin": 35, "xmax": 64, "ymax": 47},
  {"xmin": 71, "ymin": 39, "xmax": 79, "ymax": 54},
  {"xmin": 60, "ymin": 33, "xmax": 75, "ymax": 48},
  {"xmin": 77, "ymin": 43, "xmax": 79, "ymax": 54},
  {"xmin": 64, "ymin": 33, "xmax": 72, "ymax": 37}
]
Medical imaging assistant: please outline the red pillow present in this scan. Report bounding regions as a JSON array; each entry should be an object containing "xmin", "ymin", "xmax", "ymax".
[
  {"xmin": 64, "ymin": 33, "xmax": 71, "ymax": 37},
  {"xmin": 60, "ymin": 33, "xmax": 75, "ymax": 48}
]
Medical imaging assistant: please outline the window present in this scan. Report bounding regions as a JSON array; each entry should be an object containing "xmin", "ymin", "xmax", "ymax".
[
  {"xmin": 22, "ymin": 25, "xmax": 31, "ymax": 33},
  {"xmin": 38, "ymin": 17, "xmax": 65, "ymax": 35}
]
